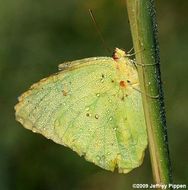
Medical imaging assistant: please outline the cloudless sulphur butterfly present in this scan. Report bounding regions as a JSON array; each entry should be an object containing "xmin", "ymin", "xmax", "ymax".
[{"xmin": 15, "ymin": 48, "xmax": 147, "ymax": 173}]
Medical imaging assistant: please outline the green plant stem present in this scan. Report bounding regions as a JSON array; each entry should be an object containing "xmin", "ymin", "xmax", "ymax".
[{"xmin": 126, "ymin": 0, "xmax": 172, "ymax": 187}]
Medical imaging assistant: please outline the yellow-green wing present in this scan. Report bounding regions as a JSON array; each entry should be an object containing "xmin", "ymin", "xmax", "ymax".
[{"xmin": 15, "ymin": 56, "xmax": 147, "ymax": 173}]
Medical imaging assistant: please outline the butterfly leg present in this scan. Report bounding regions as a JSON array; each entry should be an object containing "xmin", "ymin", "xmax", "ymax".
[
  {"xmin": 126, "ymin": 48, "xmax": 146, "ymax": 57},
  {"xmin": 130, "ymin": 59, "xmax": 159, "ymax": 67},
  {"xmin": 129, "ymin": 83, "xmax": 159, "ymax": 99},
  {"xmin": 127, "ymin": 47, "xmax": 134, "ymax": 54}
]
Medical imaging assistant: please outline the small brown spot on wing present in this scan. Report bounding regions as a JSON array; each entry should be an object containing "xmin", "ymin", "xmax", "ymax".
[
  {"xmin": 62, "ymin": 90, "xmax": 68, "ymax": 96},
  {"xmin": 119, "ymin": 80, "xmax": 126, "ymax": 88}
]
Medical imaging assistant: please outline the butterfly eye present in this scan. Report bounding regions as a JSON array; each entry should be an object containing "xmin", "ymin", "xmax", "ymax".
[{"xmin": 127, "ymin": 80, "xmax": 131, "ymax": 83}]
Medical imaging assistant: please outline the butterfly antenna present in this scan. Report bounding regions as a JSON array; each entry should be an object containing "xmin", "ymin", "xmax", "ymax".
[{"xmin": 89, "ymin": 9, "xmax": 111, "ymax": 54}]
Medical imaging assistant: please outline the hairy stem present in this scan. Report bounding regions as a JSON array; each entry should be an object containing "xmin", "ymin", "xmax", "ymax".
[{"xmin": 126, "ymin": 0, "xmax": 172, "ymax": 187}]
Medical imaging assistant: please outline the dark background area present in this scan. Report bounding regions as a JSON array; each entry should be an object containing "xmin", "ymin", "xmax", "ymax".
[{"xmin": 0, "ymin": 0, "xmax": 187, "ymax": 189}]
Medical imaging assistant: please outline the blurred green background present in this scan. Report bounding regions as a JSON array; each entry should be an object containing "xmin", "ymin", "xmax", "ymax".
[{"xmin": 0, "ymin": 0, "xmax": 187, "ymax": 189}]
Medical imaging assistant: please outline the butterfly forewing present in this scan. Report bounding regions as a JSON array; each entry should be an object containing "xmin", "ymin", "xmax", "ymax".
[{"xmin": 15, "ymin": 56, "xmax": 147, "ymax": 173}]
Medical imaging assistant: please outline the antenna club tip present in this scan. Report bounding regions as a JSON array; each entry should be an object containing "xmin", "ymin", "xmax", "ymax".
[{"xmin": 112, "ymin": 48, "xmax": 126, "ymax": 60}]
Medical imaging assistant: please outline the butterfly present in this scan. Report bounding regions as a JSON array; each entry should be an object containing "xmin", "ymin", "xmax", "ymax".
[{"xmin": 15, "ymin": 48, "xmax": 147, "ymax": 173}]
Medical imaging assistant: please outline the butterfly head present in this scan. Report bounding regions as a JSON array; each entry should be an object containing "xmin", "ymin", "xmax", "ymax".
[{"xmin": 112, "ymin": 48, "xmax": 127, "ymax": 61}]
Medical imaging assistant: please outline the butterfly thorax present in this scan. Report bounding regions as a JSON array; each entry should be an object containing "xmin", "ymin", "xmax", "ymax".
[{"xmin": 113, "ymin": 48, "xmax": 139, "ymax": 89}]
